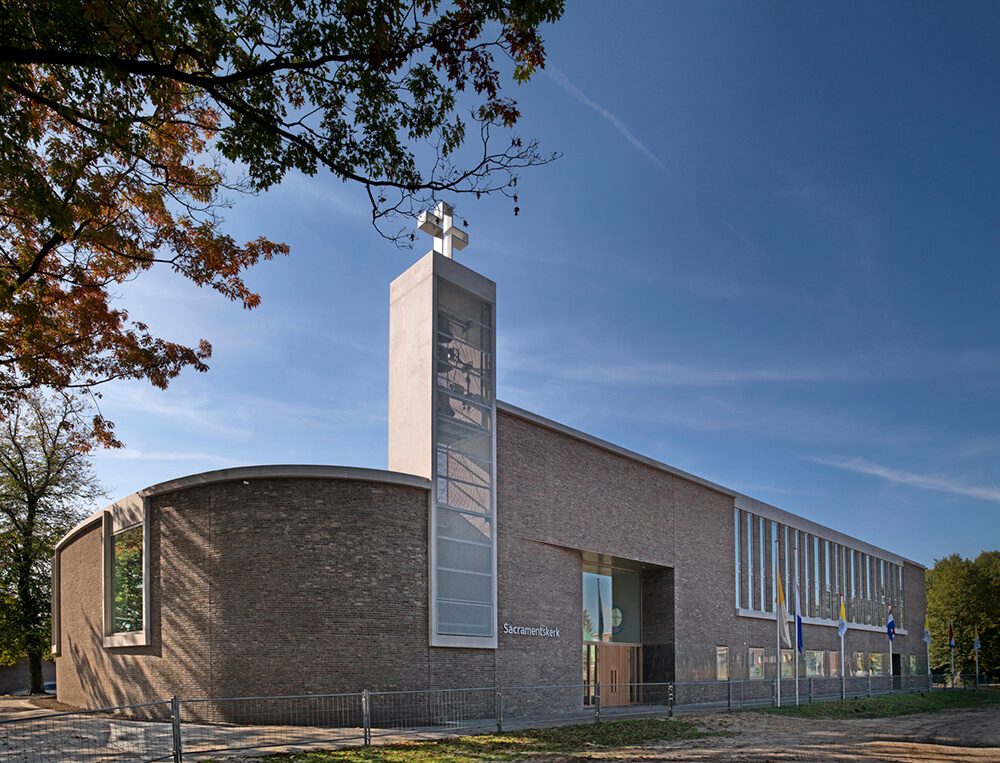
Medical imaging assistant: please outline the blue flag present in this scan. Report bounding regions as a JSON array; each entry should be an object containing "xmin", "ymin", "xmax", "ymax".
[
  {"xmin": 794, "ymin": 583, "xmax": 803, "ymax": 653},
  {"xmin": 887, "ymin": 603, "xmax": 895, "ymax": 642}
]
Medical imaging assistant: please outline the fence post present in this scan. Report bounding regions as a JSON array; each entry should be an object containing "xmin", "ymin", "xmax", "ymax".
[
  {"xmin": 867, "ymin": 673, "xmax": 871, "ymax": 698},
  {"xmin": 808, "ymin": 678, "xmax": 813, "ymax": 704},
  {"xmin": 594, "ymin": 680, "xmax": 601, "ymax": 724},
  {"xmin": 771, "ymin": 678, "xmax": 776, "ymax": 708},
  {"xmin": 495, "ymin": 686, "xmax": 503, "ymax": 734},
  {"xmin": 667, "ymin": 683, "xmax": 674, "ymax": 718},
  {"xmin": 362, "ymin": 689, "xmax": 371, "ymax": 746},
  {"xmin": 727, "ymin": 677, "xmax": 731, "ymax": 712},
  {"xmin": 170, "ymin": 695, "xmax": 183, "ymax": 763}
]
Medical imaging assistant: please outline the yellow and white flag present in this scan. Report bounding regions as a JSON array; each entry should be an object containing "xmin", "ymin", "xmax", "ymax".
[
  {"xmin": 776, "ymin": 570, "xmax": 792, "ymax": 648},
  {"xmin": 838, "ymin": 595, "xmax": 848, "ymax": 638}
]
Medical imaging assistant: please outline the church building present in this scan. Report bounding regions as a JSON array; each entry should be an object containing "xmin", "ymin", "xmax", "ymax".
[{"xmin": 51, "ymin": 205, "xmax": 927, "ymax": 712}]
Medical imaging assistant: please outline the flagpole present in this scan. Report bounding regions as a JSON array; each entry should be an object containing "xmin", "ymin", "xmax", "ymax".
[
  {"xmin": 950, "ymin": 618, "xmax": 955, "ymax": 688},
  {"xmin": 888, "ymin": 602, "xmax": 893, "ymax": 693},
  {"xmin": 840, "ymin": 594, "xmax": 846, "ymax": 701},
  {"xmin": 975, "ymin": 624, "xmax": 980, "ymax": 689},
  {"xmin": 775, "ymin": 540, "xmax": 781, "ymax": 707},
  {"xmin": 925, "ymin": 611, "xmax": 930, "ymax": 687},
  {"xmin": 794, "ymin": 569, "xmax": 800, "ymax": 706}
]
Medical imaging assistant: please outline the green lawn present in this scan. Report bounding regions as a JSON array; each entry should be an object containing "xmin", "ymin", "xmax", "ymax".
[{"xmin": 761, "ymin": 686, "xmax": 1000, "ymax": 719}]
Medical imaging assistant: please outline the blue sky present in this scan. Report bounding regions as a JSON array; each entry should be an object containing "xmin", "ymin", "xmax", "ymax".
[{"xmin": 90, "ymin": 1, "xmax": 999, "ymax": 569}]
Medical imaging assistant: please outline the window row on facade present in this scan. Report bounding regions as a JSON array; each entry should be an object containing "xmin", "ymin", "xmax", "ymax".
[
  {"xmin": 733, "ymin": 509, "xmax": 905, "ymax": 628},
  {"xmin": 717, "ymin": 646, "xmax": 923, "ymax": 680}
]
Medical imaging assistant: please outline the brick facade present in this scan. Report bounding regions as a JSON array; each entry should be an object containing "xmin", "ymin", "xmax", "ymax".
[{"xmin": 54, "ymin": 408, "xmax": 927, "ymax": 712}]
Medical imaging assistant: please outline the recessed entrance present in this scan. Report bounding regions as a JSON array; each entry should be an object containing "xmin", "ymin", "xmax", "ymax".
[{"xmin": 582, "ymin": 560, "xmax": 644, "ymax": 705}]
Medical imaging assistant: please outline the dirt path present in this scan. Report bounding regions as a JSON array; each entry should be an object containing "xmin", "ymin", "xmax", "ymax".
[{"xmin": 611, "ymin": 707, "xmax": 1000, "ymax": 762}]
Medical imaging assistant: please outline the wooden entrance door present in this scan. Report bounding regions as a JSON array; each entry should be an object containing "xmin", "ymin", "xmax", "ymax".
[{"xmin": 595, "ymin": 644, "xmax": 641, "ymax": 707}]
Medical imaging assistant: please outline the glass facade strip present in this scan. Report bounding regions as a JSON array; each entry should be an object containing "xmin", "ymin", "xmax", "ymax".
[{"xmin": 433, "ymin": 279, "xmax": 495, "ymax": 640}]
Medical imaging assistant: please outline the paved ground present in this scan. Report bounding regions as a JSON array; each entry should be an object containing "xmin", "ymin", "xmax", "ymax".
[{"xmin": 3, "ymin": 696, "xmax": 999, "ymax": 762}]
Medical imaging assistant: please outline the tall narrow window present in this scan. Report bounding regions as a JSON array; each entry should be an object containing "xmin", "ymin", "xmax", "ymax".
[
  {"xmin": 734, "ymin": 509, "xmax": 741, "ymax": 609},
  {"xmin": 758, "ymin": 516, "xmax": 766, "ymax": 612},
  {"xmin": 770, "ymin": 522, "xmax": 778, "ymax": 613},
  {"xmin": 793, "ymin": 530, "xmax": 800, "ymax": 614},
  {"xmin": 112, "ymin": 526, "xmax": 143, "ymax": 633},
  {"xmin": 783, "ymin": 526, "xmax": 790, "ymax": 601},
  {"xmin": 747, "ymin": 513, "xmax": 755, "ymax": 610},
  {"xmin": 802, "ymin": 534, "xmax": 810, "ymax": 617},
  {"xmin": 813, "ymin": 535, "xmax": 821, "ymax": 619},
  {"xmin": 824, "ymin": 540, "xmax": 832, "ymax": 619}
]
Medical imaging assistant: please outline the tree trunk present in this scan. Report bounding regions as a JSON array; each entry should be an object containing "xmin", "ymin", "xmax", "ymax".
[{"xmin": 27, "ymin": 649, "xmax": 44, "ymax": 694}]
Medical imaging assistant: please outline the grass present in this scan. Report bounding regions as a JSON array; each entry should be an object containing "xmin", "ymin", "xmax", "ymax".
[
  {"xmin": 760, "ymin": 686, "xmax": 1000, "ymax": 719},
  {"xmin": 206, "ymin": 717, "xmax": 708, "ymax": 763}
]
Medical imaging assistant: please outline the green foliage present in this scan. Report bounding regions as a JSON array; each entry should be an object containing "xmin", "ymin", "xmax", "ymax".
[
  {"xmin": 764, "ymin": 687, "xmax": 1000, "ymax": 719},
  {"xmin": 0, "ymin": 0, "xmax": 563, "ymax": 402},
  {"xmin": 926, "ymin": 551, "xmax": 1000, "ymax": 678},
  {"xmin": 0, "ymin": 392, "xmax": 103, "ymax": 690}
]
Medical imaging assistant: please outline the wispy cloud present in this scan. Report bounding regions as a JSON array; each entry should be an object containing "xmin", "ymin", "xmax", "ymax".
[
  {"xmin": 103, "ymin": 449, "xmax": 239, "ymax": 465},
  {"xmin": 809, "ymin": 456, "xmax": 1000, "ymax": 504},
  {"xmin": 546, "ymin": 67, "xmax": 672, "ymax": 177}
]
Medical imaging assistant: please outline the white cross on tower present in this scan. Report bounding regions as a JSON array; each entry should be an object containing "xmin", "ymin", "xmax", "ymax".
[{"xmin": 417, "ymin": 201, "xmax": 468, "ymax": 259}]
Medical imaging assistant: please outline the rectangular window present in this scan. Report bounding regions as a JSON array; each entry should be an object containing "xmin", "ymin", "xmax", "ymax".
[
  {"xmin": 805, "ymin": 650, "xmax": 824, "ymax": 677},
  {"xmin": 813, "ymin": 535, "xmax": 821, "ymax": 619},
  {"xmin": 780, "ymin": 649, "xmax": 794, "ymax": 678},
  {"xmin": 112, "ymin": 526, "xmax": 143, "ymax": 633},
  {"xmin": 870, "ymin": 652, "xmax": 884, "ymax": 676},
  {"xmin": 759, "ymin": 516, "xmax": 766, "ymax": 612},
  {"xmin": 749, "ymin": 647, "xmax": 765, "ymax": 679},
  {"xmin": 716, "ymin": 646, "xmax": 729, "ymax": 681},
  {"xmin": 898, "ymin": 566, "xmax": 905, "ymax": 627},
  {"xmin": 747, "ymin": 513, "xmax": 755, "ymax": 610},
  {"xmin": 102, "ymin": 496, "xmax": 149, "ymax": 647},
  {"xmin": 793, "ymin": 530, "xmax": 800, "ymax": 614},
  {"xmin": 783, "ymin": 526, "xmax": 790, "ymax": 600},
  {"xmin": 734, "ymin": 509, "xmax": 741, "ymax": 608},
  {"xmin": 825, "ymin": 540, "xmax": 832, "ymax": 619},
  {"xmin": 582, "ymin": 565, "xmax": 641, "ymax": 644},
  {"xmin": 770, "ymin": 522, "xmax": 778, "ymax": 613},
  {"xmin": 802, "ymin": 534, "xmax": 810, "ymax": 617},
  {"xmin": 853, "ymin": 652, "xmax": 866, "ymax": 676}
]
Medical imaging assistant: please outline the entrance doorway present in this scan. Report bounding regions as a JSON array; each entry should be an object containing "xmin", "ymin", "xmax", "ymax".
[{"xmin": 583, "ymin": 643, "xmax": 642, "ymax": 706}]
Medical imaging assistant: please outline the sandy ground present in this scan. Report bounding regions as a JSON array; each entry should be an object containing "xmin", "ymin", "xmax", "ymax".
[{"xmin": 608, "ymin": 707, "xmax": 1000, "ymax": 762}]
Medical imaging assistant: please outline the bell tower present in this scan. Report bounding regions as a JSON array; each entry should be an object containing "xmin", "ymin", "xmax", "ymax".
[{"xmin": 388, "ymin": 203, "xmax": 497, "ymax": 648}]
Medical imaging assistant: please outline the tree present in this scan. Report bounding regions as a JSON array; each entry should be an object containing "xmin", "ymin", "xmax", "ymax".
[
  {"xmin": 0, "ymin": 0, "xmax": 563, "ymax": 409},
  {"xmin": 0, "ymin": 392, "xmax": 104, "ymax": 693},
  {"xmin": 926, "ymin": 551, "xmax": 1000, "ymax": 680}
]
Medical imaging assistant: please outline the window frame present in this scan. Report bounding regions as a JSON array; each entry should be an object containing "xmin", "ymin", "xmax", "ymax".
[{"xmin": 103, "ymin": 495, "xmax": 150, "ymax": 647}]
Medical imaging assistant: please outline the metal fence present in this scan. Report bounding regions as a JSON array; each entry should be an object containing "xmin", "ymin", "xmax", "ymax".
[{"xmin": 0, "ymin": 674, "xmax": 985, "ymax": 763}]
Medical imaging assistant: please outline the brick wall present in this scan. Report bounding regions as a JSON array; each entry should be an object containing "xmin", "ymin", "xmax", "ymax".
[{"xmin": 55, "ymin": 410, "xmax": 928, "ymax": 712}]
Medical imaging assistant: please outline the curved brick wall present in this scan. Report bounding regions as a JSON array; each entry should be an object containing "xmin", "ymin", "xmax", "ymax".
[{"xmin": 54, "ymin": 475, "xmax": 451, "ymax": 710}]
